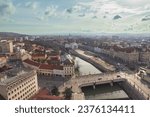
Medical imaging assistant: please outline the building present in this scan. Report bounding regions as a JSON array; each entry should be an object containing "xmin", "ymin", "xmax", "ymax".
[
  {"xmin": 63, "ymin": 59, "xmax": 75, "ymax": 76},
  {"xmin": 139, "ymin": 51, "xmax": 150, "ymax": 63},
  {"xmin": 0, "ymin": 55, "xmax": 7, "ymax": 68},
  {"xmin": 65, "ymin": 43, "xmax": 78, "ymax": 50},
  {"xmin": 38, "ymin": 64, "xmax": 53, "ymax": 76},
  {"xmin": 0, "ymin": 40, "xmax": 13, "ymax": 54},
  {"xmin": 23, "ymin": 59, "xmax": 40, "ymax": 70},
  {"xmin": 23, "ymin": 59, "xmax": 74, "ymax": 77},
  {"xmin": 31, "ymin": 54, "xmax": 47, "ymax": 61},
  {"xmin": 0, "ymin": 68, "xmax": 39, "ymax": 100},
  {"xmin": 101, "ymin": 46, "xmax": 139, "ymax": 63}
]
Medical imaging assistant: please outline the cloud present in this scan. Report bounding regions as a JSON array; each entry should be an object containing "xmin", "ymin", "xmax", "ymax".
[
  {"xmin": 25, "ymin": 2, "xmax": 38, "ymax": 10},
  {"xmin": 44, "ymin": 6, "xmax": 58, "ymax": 17},
  {"xmin": 36, "ymin": 16, "xmax": 44, "ymax": 21},
  {"xmin": 66, "ymin": 8, "xmax": 73, "ymax": 14},
  {"xmin": 113, "ymin": 15, "xmax": 122, "ymax": 20},
  {"xmin": 78, "ymin": 14, "xmax": 85, "ymax": 17},
  {"xmin": 141, "ymin": 15, "xmax": 150, "ymax": 21},
  {"xmin": 0, "ymin": 0, "xmax": 15, "ymax": 18},
  {"xmin": 115, "ymin": 0, "xmax": 150, "ymax": 7},
  {"xmin": 69, "ymin": 0, "xmax": 150, "ymax": 19}
]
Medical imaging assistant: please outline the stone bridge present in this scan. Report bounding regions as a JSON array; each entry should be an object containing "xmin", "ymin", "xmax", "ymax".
[
  {"xmin": 76, "ymin": 73, "xmax": 125, "ymax": 87},
  {"xmin": 59, "ymin": 72, "xmax": 150, "ymax": 100}
]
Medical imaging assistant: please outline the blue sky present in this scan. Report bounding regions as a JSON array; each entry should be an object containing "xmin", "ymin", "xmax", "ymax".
[{"xmin": 0, "ymin": 0, "xmax": 150, "ymax": 34}]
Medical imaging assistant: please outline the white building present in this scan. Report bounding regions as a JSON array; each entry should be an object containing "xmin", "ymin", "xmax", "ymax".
[
  {"xmin": 65, "ymin": 43, "xmax": 78, "ymax": 50},
  {"xmin": 23, "ymin": 59, "xmax": 75, "ymax": 77},
  {"xmin": 94, "ymin": 47, "xmax": 102, "ymax": 53},
  {"xmin": 0, "ymin": 56, "xmax": 7, "ymax": 68},
  {"xmin": 0, "ymin": 69, "xmax": 38, "ymax": 100},
  {"xmin": 63, "ymin": 59, "xmax": 75, "ymax": 76}
]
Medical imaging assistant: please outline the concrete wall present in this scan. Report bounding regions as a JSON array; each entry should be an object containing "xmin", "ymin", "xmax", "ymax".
[
  {"xmin": 70, "ymin": 50, "xmax": 110, "ymax": 73},
  {"xmin": 118, "ymin": 81, "xmax": 147, "ymax": 100}
]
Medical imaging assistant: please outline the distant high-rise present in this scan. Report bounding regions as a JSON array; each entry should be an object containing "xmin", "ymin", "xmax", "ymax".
[{"xmin": 0, "ymin": 40, "xmax": 13, "ymax": 54}]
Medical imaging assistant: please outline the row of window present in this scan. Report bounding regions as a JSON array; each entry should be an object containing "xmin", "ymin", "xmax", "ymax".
[
  {"xmin": 8, "ymin": 86, "xmax": 36, "ymax": 100},
  {"xmin": 7, "ymin": 76, "xmax": 36, "ymax": 90},
  {"xmin": 8, "ymin": 81, "xmax": 36, "ymax": 96},
  {"xmin": 7, "ymin": 77, "xmax": 36, "ymax": 93}
]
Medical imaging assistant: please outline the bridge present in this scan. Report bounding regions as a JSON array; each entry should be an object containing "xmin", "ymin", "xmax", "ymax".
[
  {"xmin": 59, "ymin": 72, "xmax": 150, "ymax": 100},
  {"xmin": 76, "ymin": 73, "xmax": 125, "ymax": 87}
]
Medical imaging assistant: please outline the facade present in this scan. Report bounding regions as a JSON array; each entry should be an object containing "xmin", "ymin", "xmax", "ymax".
[
  {"xmin": 65, "ymin": 43, "xmax": 78, "ymax": 50},
  {"xmin": 63, "ymin": 65, "xmax": 74, "ymax": 76},
  {"xmin": 38, "ymin": 64, "xmax": 53, "ymax": 76},
  {"xmin": 139, "ymin": 52, "xmax": 150, "ymax": 63},
  {"xmin": 101, "ymin": 46, "xmax": 139, "ymax": 63},
  {"xmin": 32, "ymin": 54, "xmax": 47, "ymax": 61},
  {"xmin": 23, "ymin": 59, "xmax": 40, "ymax": 70},
  {"xmin": 0, "ymin": 55, "xmax": 7, "ymax": 68},
  {"xmin": 0, "ymin": 69, "xmax": 38, "ymax": 100},
  {"xmin": 0, "ymin": 40, "xmax": 13, "ymax": 54},
  {"xmin": 23, "ymin": 59, "xmax": 75, "ymax": 77}
]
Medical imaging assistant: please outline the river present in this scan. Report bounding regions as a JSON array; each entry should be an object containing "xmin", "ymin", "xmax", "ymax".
[
  {"xmin": 75, "ymin": 57, "xmax": 101, "ymax": 75},
  {"xmin": 74, "ymin": 57, "xmax": 129, "ymax": 100}
]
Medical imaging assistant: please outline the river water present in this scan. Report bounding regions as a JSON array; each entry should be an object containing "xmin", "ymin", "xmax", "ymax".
[
  {"xmin": 75, "ymin": 57, "xmax": 101, "ymax": 75},
  {"xmin": 75, "ymin": 57, "xmax": 129, "ymax": 100}
]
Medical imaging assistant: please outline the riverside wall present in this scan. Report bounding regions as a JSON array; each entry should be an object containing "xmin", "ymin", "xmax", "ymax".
[
  {"xmin": 70, "ymin": 50, "xmax": 111, "ymax": 73},
  {"xmin": 118, "ymin": 81, "xmax": 148, "ymax": 100}
]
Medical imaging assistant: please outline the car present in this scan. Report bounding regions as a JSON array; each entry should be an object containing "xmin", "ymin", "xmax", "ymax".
[{"xmin": 98, "ymin": 78, "xmax": 102, "ymax": 80}]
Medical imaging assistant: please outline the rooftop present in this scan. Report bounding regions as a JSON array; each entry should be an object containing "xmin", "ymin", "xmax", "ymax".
[
  {"xmin": 39, "ymin": 64, "xmax": 63, "ymax": 70},
  {"xmin": 0, "ymin": 68, "xmax": 36, "ymax": 85},
  {"xmin": 23, "ymin": 59, "xmax": 40, "ymax": 67},
  {"xmin": 32, "ymin": 54, "xmax": 46, "ymax": 58},
  {"xmin": 30, "ymin": 88, "xmax": 63, "ymax": 100},
  {"xmin": 39, "ymin": 64, "xmax": 52, "ymax": 70}
]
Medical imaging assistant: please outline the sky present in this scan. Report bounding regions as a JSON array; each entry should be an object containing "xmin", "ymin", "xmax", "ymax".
[{"xmin": 0, "ymin": 0, "xmax": 150, "ymax": 35}]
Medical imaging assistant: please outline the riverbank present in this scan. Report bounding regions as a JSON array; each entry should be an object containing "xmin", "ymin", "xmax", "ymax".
[{"xmin": 70, "ymin": 49, "xmax": 115, "ymax": 73}]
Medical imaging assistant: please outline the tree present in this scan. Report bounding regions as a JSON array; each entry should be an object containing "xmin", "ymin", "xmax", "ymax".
[
  {"xmin": 51, "ymin": 86, "xmax": 60, "ymax": 96},
  {"xmin": 63, "ymin": 87, "xmax": 73, "ymax": 100}
]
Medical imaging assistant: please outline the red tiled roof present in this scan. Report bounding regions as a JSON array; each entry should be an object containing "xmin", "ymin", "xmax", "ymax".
[
  {"xmin": 30, "ymin": 88, "xmax": 63, "ymax": 100},
  {"xmin": 39, "ymin": 64, "xmax": 52, "ymax": 70},
  {"xmin": 23, "ymin": 59, "xmax": 63, "ymax": 70},
  {"xmin": 50, "ymin": 56, "xmax": 60, "ymax": 60},
  {"xmin": 39, "ymin": 64, "xmax": 63, "ymax": 70},
  {"xmin": 113, "ymin": 45, "xmax": 135, "ymax": 53},
  {"xmin": 23, "ymin": 59, "xmax": 40, "ymax": 67},
  {"xmin": 53, "ymin": 65, "xmax": 63, "ymax": 70},
  {"xmin": 32, "ymin": 54, "xmax": 45, "ymax": 58}
]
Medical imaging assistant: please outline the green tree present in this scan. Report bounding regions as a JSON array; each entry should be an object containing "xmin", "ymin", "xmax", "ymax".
[
  {"xmin": 63, "ymin": 87, "xmax": 73, "ymax": 100},
  {"xmin": 51, "ymin": 86, "xmax": 60, "ymax": 96}
]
